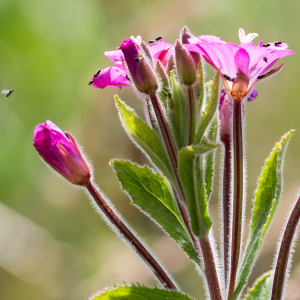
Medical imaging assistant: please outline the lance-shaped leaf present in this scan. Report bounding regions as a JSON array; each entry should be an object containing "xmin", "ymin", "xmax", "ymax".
[
  {"xmin": 244, "ymin": 271, "xmax": 272, "ymax": 300},
  {"xmin": 233, "ymin": 130, "xmax": 294, "ymax": 300},
  {"xmin": 178, "ymin": 138, "xmax": 218, "ymax": 237},
  {"xmin": 167, "ymin": 71, "xmax": 189, "ymax": 149},
  {"xmin": 204, "ymin": 117, "xmax": 218, "ymax": 199},
  {"xmin": 115, "ymin": 96, "xmax": 175, "ymax": 183},
  {"xmin": 89, "ymin": 284, "xmax": 194, "ymax": 300},
  {"xmin": 111, "ymin": 159, "xmax": 199, "ymax": 264},
  {"xmin": 194, "ymin": 70, "xmax": 220, "ymax": 145}
]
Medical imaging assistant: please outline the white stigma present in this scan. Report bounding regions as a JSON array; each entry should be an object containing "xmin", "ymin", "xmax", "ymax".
[{"xmin": 239, "ymin": 28, "xmax": 258, "ymax": 44}]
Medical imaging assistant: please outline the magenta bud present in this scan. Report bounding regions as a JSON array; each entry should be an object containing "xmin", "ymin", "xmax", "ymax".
[
  {"xmin": 120, "ymin": 38, "xmax": 158, "ymax": 95},
  {"xmin": 33, "ymin": 120, "xmax": 91, "ymax": 186},
  {"xmin": 175, "ymin": 40, "xmax": 196, "ymax": 86},
  {"xmin": 181, "ymin": 26, "xmax": 201, "ymax": 66},
  {"xmin": 219, "ymin": 89, "xmax": 232, "ymax": 142}
]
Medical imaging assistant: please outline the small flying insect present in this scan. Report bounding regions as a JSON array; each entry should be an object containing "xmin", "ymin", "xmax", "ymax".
[
  {"xmin": 93, "ymin": 69, "xmax": 101, "ymax": 78},
  {"xmin": 156, "ymin": 36, "xmax": 163, "ymax": 42},
  {"xmin": 148, "ymin": 40, "xmax": 155, "ymax": 45},
  {"xmin": 64, "ymin": 132, "xmax": 71, "ymax": 140},
  {"xmin": 223, "ymin": 74, "xmax": 234, "ymax": 82},
  {"xmin": 88, "ymin": 80, "xmax": 94, "ymax": 85},
  {"xmin": 262, "ymin": 43, "xmax": 270, "ymax": 48},
  {"xmin": 126, "ymin": 75, "xmax": 130, "ymax": 81},
  {"xmin": 1, "ymin": 89, "xmax": 14, "ymax": 97},
  {"xmin": 274, "ymin": 41, "xmax": 283, "ymax": 47},
  {"xmin": 135, "ymin": 56, "xmax": 144, "ymax": 61},
  {"xmin": 263, "ymin": 57, "xmax": 268, "ymax": 63}
]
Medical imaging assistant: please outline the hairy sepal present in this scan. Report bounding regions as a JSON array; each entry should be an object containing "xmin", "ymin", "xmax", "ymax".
[
  {"xmin": 233, "ymin": 130, "xmax": 294, "ymax": 299},
  {"xmin": 111, "ymin": 159, "xmax": 199, "ymax": 264}
]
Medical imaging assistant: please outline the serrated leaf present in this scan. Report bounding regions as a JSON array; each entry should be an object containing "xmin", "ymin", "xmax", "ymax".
[
  {"xmin": 111, "ymin": 159, "xmax": 199, "ymax": 264},
  {"xmin": 167, "ymin": 71, "xmax": 189, "ymax": 149},
  {"xmin": 244, "ymin": 271, "xmax": 272, "ymax": 300},
  {"xmin": 233, "ymin": 130, "xmax": 294, "ymax": 300},
  {"xmin": 115, "ymin": 95, "xmax": 175, "ymax": 184},
  {"xmin": 204, "ymin": 117, "xmax": 218, "ymax": 199},
  {"xmin": 89, "ymin": 284, "xmax": 194, "ymax": 300},
  {"xmin": 194, "ymin": 70, "xmax": 220, "ymax": 144},
  {"xmin": 178, "ymin": 139, "xmax": 218, "ymax": 237}
]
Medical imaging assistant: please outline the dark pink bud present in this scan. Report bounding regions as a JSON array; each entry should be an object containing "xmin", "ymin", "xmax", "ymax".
[
  {"xmin": 175, "ymin": 40, "xmax": 196, "ymax": 86},
  {"xmin": 120, "ymin": 38, "xmax": 158, "ymax": 95},
  {"xmin": 181, "ymin": 26, "xmax": 201, "ymax": 66},
  {"xmin": 219, "ymin": 89, "xmax": 232, "ymax": 140},
  {"xmin": 33, "ymin": 120, "xmax": 91, "ymax": 186}
]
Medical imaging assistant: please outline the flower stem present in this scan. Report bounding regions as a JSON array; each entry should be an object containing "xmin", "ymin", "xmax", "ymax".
[
  {"xmin": 228, "ymin": 100, "xmax": 244, "ymax": 299},
  {"xmin": 84, "ymin": 180, "xmax": 179, "ymax": 290},
  {"xmin": 271, "ymin": 195, "xmax": 300, "ymax": 300},
  {"xmin": 187, "ymin": 86, "xmax": 196, "ymax": 145},
  {"xmin": 199, "ymin": 235, "xmax": 223, "ymax": 300},
  {"xmin": 221, "ymin": 133, "xmax": 232, "ymax": 291}
]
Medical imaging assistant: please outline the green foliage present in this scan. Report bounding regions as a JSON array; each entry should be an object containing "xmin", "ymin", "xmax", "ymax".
[
  {"xmin": 244, "ymin": 271, "xmax": 272, "ymax": 300},
  {"xmin": 167, "ymin": 71, "xmax": 189, "ymax": 149},
  {"xmin": 178, "ymin": 139, "xmax": 218, "ymax": 237},
  {"xmin": 194, "ymin": 70, "xmax": 220, "ymax": 144},
  {"xmin": 89, "ymin": 284, "xmax": 194, "ymax": 300},
  {"xmin": 111, "ymin": 159, "xmax": 199, "ymax": 264},
  {"xmin": 115, "ymin": 95, "xmax": 175, "ymax": 183},
  {"xmin": 233, "ymin": 130, "xmax": 294, "ymax": 299},
  {"xmin": 195, "ymin": 59, "xmax": 205, "ymax": 127}
]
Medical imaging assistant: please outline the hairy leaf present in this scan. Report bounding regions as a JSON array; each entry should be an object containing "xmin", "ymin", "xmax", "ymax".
[
  {"xmin": 194, "ymin": 70, "xmax": 220, "ymax": 144},
  {"xmin": 115, "ymin": 96, "xmax": 175, "ymax": 184},
  {"xmin": 233, "ymin": 130, "xmax": 294, "ymax": 299},
  {"xmin": 89, "ymin": 284, "xmax": 194, "ymax": 300},
  {"xmin": 244, "ymin": 271, "xmax": 272, "ymax": 300},
  {"xmin": 178, "ymin": 138, "xmax": 218, "ymax": 237},
  {"xmin": 111, "ymin": 159, "xmax": 199, "ymax": 264}
]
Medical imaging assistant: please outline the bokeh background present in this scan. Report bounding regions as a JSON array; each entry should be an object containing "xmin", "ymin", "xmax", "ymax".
[{"xmin": 0, "ymin": 0, "xmax": 300, "ymax": 299}]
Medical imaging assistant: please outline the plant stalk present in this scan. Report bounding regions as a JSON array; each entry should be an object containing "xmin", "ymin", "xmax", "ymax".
[
  {"xmin": 187, "ymin": 86, "xmax": 196, "ymax": 145},
  {"xmin": 84, "ymin": 180, "xmax": 179, "ymax": 290},
  {"xmin": 228, "ymin": 100, "xmax": 244, "ymax": 299},
  {"xmin": 271, "ymin": 195, "xmax": 300, "ymax": 300}
]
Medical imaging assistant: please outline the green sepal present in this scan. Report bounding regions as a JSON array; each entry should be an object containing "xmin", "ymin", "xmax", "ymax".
[
  {"xmin": 111, "ymin": 159, "xmax": 199, "ymax": 264},
  {"xmin": 194, "ymin": 70, "xmax": 220, "ymax": 144},
  {"xmin": 244, "ymin": 271, "xmax": 272, "ymax": 300},
  {"xmin": 178, "ymin": 138, "xmax": 218, "ymax": 237},
  {"xmin": 89, "ymin": 284, "xmax": 194, "ymax": 300},
  {"xmin": 115, "ymin": 95, "xmax": 175, "ymax": 184},
  {"xmin": 195, "ymin": 58, "xmax": 205, "ymax": 127},
  {"xmin": 233, "ymin": 130, "xmax": 294, "ymax": 299},
  {"xmin": 167, "ymin": 71, "xmax": 189, "ymax": 149}
]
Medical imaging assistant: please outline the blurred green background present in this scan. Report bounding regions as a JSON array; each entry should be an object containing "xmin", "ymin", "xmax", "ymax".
[{"xmin": 0, "ymin": 0, "xmax": 300, "ymax": 299}]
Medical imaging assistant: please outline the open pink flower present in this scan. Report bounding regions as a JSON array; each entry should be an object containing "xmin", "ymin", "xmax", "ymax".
[
  {"xmin": 187, "ymin": 29, "xmax": 295, "ymax": 101},
  {"xmin": 33, "ymin": 120, "xmax": 91, "ymax": 185}
]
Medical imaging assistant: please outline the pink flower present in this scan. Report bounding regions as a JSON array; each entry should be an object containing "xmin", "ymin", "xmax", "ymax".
[
  {"xmin": 33, "ymin": 120, "xmax": 91, "ymax": 185},
  {"xmin": 92, "ymin": 65, "xmax": 131, "ymax": 89},
  {"xmin": 187, "ymin": 29, "xmax": 295, "ymax": 101}
]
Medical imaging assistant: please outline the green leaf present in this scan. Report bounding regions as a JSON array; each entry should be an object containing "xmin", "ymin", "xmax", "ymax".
[
  {"xmin": 233, "ymin": 130, "xmax": 294, "ymax": 300},
  {"xmin": 111, "ymin": 159, "xmax": 199, "ymax": 264},
  {"xmin": 90, "ymin": 284, "xmax": 194, "ymax": 300},
  {"xmin": 195, "ymin": 59, "xmax": 205, "ymax": 128},
  {"xmin": 244, "ymin": 271, "xmax": 272, "ymax": 300},
  {"xmin": 178, "ymin": 139, "xmax": 218, "ymax": 237},
  {"xmin": 167, "ymin": 71, "xmax": 189, "ymax": 149},
  {"xmin": 115, "ymin": 95, "xmax": 175, "ymax": 184},
  {"xmin": 194, "ymin": 70, "xmax": 220, "ymax": 144},
  {"xmin": 204, "ymin": 117, "xmax": 218, "ymax": 199}
]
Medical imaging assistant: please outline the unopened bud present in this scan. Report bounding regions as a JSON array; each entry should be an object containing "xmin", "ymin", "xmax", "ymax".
[
  {"xmin": 181, "ymin": 26, "xmax": 201, "ymax": 66},
  {"xmin": 166, "ymin": 55, "xmax": 176, "ymax": 76},
  {"xmin": 175, "ymin": 40, "xmax": 197, "ymax": 86},
  {"xmin": 33, "ymin": 120, "xmax": 91, "ymax": 186},
  {"xmin": 219, "ymin": 89, "xmax": 232, "ymax": 143},
  {"xmin": 120, "ymin": 38, "xmax": 158, "ymax": 95},
  {"xmin": 155, "ymin": 60, "xmax": 169, "ymax": 88},
  {"xmin": 140, "ymin": 41, "xmax": 154, "ymax": 67}
]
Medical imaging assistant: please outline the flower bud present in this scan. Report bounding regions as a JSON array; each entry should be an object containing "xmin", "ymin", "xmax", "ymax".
[
  {"xmin": 166, "ymin": 54, "xmax": 176, "ymax": 76},
  {"xmin": 219, "ymin": 89, "xmax": 232, "ymax": 143},
  {"xmin": 33, "ymin": 120, "xmax": 91, "ymax": 186},
  {"xmin": 175, "ymin": 40, "xmax": 196, "ymax": 86},
  {"xmin": 120, "ymin": 38, "xmax": 158, "ymax": 95},
  {"xmin": 181, "ymin": 26, "xmax": 201, "ymax": 66}
]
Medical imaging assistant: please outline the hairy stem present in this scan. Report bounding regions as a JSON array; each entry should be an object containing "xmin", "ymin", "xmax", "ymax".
[
  {"xmin": 187, "ymin": 86, "xmax": 196, "ymax": 145},
  {"xmin": 271, "ymin": 195, "xmax": 300, "ymax": 300},
  {"xmin": 221, "ymin": 133, "xmax": 232, "ymax": 291},
  {"xmin": 228, "ymin": 100, "xmax": 243, "ymax": 299},
  {"xmin": 199, "ymin": 235, "xmax": 223, "ymax": 300},
  {"xmin": 85, "ymin": 180, "xmax": 178, "ymax": 290}
]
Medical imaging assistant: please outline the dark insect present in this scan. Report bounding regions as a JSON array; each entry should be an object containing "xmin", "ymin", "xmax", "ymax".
[
  {"xmin": 148, "ymin": 40, "xmax": 155, "ymax": 45},
  {"xmin": 261, "ymin": 43, "xmax": 270, "ymax": 48},
  {"xmin": 94, "ymin": 69, "xmax": 101, "ymax": 78},
  {"xmin": 274, "ymin": 41, "xmax": 283, "ymax": 47},
  {"xmin": 223, "ymin": 74, "xmax": 234, "ymax": 82},
  {"xmin": 263, "ymin": 57, "xmax": 268, "ymax": 62},
  {"xmin": 64, "ymin": 132, "xmax": 71, "ymax": 140},
  {"xmin": 167, "ymin": 92, "xmax": 174, "ymax": 109},
  {"xmin": 135, "ymin": 57, "xmax": 144, "ymax": 61},
  {"xmin": 126, "ymin": 75, "xmax": 130, "ymax": 81},
  {"xmin": 88, "ymin": 80, "xmax": 94, "ymax": 85},
  {"xmin": 1, "ymin": 89, "xmax": 14, "ymax": 97},
  {"xmin": 156, "ymin": 36, "xmax": 163, "ymax": 42},
  {"xmin": 116, "ymin": 46, "xmax": 120, "ymax": 50},
  {"xmin": 257, "ymin": 67, "xmax": 276, "ymax": 80}
]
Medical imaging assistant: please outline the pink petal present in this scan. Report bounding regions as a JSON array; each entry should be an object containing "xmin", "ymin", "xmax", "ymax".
[
  {"xmin": 104, "ymin": 49, "xmax": 124, "ymax": 63},
  {"xmin": 234, "ymin": 48, "xmax": 250, "ymax": 75}
]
